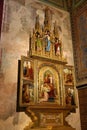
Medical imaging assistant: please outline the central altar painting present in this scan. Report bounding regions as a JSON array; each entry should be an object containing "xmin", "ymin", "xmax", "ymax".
[{"xmin": 38, "ymin": 65, "xmax": 59, "ymax": 103}]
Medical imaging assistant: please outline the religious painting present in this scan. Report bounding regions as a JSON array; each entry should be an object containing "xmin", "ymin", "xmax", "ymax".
[
  {"xmin": 63, "ymin": 66, "xmax": 74, "ymax": 86},
  {"xmin": 21, "ymin": 56, "xmax": 34, "ymax": 81},
  {"xmin": 19, "ymin": 56, "xmax": 34, "ymax": 107},
  {"xmin": 63, "ymin": 66, "xmax": 75, "ymax": 105},
  {"xmin": 21, "ymin": 81, "xmax": 34, "ymax": 104},
  {"xmin": 38, "ymin": 65, "xmax": 60, "ymax": 104}
]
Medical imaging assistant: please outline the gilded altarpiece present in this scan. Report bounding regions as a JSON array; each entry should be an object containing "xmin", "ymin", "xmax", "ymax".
[{"xmin": 18, "ymin": 7, "xmax": 76, "ymax": 130}]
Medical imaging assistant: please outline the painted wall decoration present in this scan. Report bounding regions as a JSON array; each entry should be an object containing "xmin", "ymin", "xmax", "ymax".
[{"xmin": 73, "ymin": 2, "xmax": 87, "ymax": 85}]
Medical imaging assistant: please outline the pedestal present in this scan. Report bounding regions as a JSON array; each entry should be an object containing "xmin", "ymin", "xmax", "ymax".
[{"xmin": 24, "ymin": 104, "xmax": 76, "ymax": 130}]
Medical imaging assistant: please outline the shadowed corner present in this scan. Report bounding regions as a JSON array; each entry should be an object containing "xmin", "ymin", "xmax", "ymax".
[{"xmin": 16, "ymin": 60, "xmax": 26, "ymax": 112}]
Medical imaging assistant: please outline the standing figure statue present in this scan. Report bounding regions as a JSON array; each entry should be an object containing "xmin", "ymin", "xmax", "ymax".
[
  {"xmin": 45, "ymin": 30, "xmax": 51, "ymax": 51},
  {"xmin": 54, "ymin": 37, "xmax": 61, "ymax": 56},
  {"xmin": 66, "ymin": 88, "xmax": 75, "ymax": 105},
  {"xmin": 35, "ymin": 31, "xmax": 42, "ymax": 51}
]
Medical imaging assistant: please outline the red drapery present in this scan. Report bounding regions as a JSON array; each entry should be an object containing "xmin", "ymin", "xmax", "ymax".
[{"xmin": 0, "ymin": 0, "xmax": 4, "ymax": 38}]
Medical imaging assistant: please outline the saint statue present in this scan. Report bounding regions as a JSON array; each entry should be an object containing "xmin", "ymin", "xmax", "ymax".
[
  {"xmin": 45, "ymin": 30, "xmax": 51, "ymax": 52},
  {"xmin": 54, "ymin": 37, "xmax": 61, "ymax": 56}
]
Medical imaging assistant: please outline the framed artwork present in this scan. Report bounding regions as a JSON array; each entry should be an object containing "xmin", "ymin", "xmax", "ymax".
[
  {"xmin": 38, "ymin": 65, "xmax": 60, "ymax": 104},
  {"xmin": 63, "ymin": 66, "xmax": 74, "ymax": 86},
  {"xmin": 63, "ymin": 66, "xmax": 75, "ymax": 105},
  {"xmin": 19, "ymin": 56, "xmax": 34, "ymax": 107}
]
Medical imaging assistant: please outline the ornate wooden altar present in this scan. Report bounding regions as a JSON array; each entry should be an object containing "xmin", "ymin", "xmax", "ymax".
[{"xmin": 18, "ymin": 8, "xmax": 76, "ymax": 130}]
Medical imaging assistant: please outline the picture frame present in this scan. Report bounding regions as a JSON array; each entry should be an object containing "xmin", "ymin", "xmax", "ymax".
[
  {"xmin": 63, "ymin": 65, "xmax": 74, "ymax": 86},
  {"xmin": 63, "ymin": 65, "xmax": 76, "ymax": 105},
  {"xmin": 38, "ymin": 65, "xmax": 60, "ymax": 104},
  {"xmin": 19, "ymin": 56, "xmax": 35, "ymax": 107}
]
